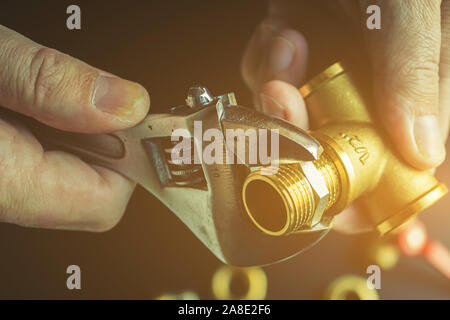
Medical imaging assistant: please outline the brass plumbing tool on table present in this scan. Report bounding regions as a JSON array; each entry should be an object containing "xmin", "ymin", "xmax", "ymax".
[{"xmin": 0, "ymin": 63, "xmax": 446, "ymax": 266}]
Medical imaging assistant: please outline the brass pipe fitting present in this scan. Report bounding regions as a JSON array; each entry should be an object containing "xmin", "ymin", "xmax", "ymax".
[
  {"xmin": 243, "ymin": 155, "xmax": 340, "ymax": 236},
  {"xmin": 243, "ymin": 63, "xmax": 448, "ymax": 236}
]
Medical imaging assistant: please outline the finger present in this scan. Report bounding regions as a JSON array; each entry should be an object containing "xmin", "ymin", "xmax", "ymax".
[
  {"xmin": 259, "ymin": 80, "xmax": 309, "ymax": 128},
  {"xmin": 363, "ymin": 0, "xmax": 445, "ymax": 169},
  {"xmin": 0, "ymin": 25, "xmax": 150, "ymax": 133},
  {"xmin": 439, "ymin": 0, "xmax": 450, "ymax": 141},
  {"xmin": 241, "ymin": 18, "xmax": 286, "ymax": 92},
  {"xmin": 259, "ymin": 29, "xmax": 308, "ymax": 88},
  {"xmin": 0, "ymin": 118, "xmax": 135, "ymax": 231},
  {"xmin": 241, "ymin": 20, "xmax": 308, "ymax": 109},
  {"xmin": 332, "ymin": 206, "xmax": 373, "ymax": 234}
]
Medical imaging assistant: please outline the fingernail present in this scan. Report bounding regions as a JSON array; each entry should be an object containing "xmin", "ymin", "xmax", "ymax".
[
  {"xmin": 256, "ymin": 21, "xmax": 279, "ymax": 44},
  {"xmin": 93, "ymin": 75, "xmax": 146, "ymax": 117},
  {"xmin": 260, "ymin": 93, "xmax": 285, "ymax": 119},
  {"xmin": 267, "ymin": 36, "xmax": 295, "ymax": 73},
  {"xmin": 413, "ymin": 115, "xmax": 445, "ymax": 162}
]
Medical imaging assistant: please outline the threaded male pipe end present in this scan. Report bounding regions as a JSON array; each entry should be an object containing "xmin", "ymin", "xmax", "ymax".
[{"xmin": 242, "ymin": 155, "xmax": 340, "ymax": 236}]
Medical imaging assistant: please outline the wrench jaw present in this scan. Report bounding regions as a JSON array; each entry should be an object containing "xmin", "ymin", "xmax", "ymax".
[
  {"xmin": 209, "ymin": 101, "xmax": 333, "ymax": 265},
  {"xmin": 216, "ymin": 101, "xmax": 323, "ymax": 163},
  {"xmin": 205, "ymin": 154, "xmax": 332, "ymax": 266},
  {"xmin": 130, "ymin": 92, "xmax": 333, "ymax": 266}
]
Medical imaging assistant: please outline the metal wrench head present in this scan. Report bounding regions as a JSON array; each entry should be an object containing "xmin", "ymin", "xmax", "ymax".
[{"xmin": 115, "ymin": 87, "xmax": 332, "ymax": 266}]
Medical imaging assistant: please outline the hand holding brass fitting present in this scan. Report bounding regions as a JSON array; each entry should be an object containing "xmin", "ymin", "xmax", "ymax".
[
  {"xmin": 243, "ymin": 63, "xmax": 448, "ymax": 236},
  {"xmin": 2, "ymin": 61, "xmax": 446, "ymax": 265}
]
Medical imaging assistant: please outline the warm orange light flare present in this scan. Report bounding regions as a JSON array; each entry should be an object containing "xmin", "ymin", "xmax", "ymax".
[
  {"xmin": 397, "ymin": 219, "xmax": 450, "ymax": 280},
  {"xmin": 397, "ymin": 220, "xmax": 427, "ymax": 256}
]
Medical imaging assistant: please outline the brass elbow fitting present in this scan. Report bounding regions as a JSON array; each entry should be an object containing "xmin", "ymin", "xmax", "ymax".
[{"xmin": 242, "ymin": 63, "xmax": 447, "ymax": 236}]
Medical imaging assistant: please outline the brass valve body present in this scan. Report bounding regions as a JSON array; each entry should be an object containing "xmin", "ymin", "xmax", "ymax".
[{"xmin": 243, "ymin": 63, "xmax": 448, "ymax": 236}]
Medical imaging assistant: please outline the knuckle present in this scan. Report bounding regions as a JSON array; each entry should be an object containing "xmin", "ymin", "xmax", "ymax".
[
  {"xmin": 0, "ymin": 170, "xmax": 34, "ymax": 227},
  {"xmin": 28, "ymin": 47, "xmax": 68, "ymax": 110},
  {"xmin": 377, "ymin": 58, "xmax": 439, "ymax": 113},
  {"xmin": 0, "ymin": 123, "xmax": 39, "ymax": 226},
  {"xmin": 395, "ymin": 59, "xmax": 439, "ymax": 89}
]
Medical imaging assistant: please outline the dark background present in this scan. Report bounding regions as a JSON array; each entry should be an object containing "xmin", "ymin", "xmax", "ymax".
[{"xmin": 0, "ymin": 0, "xmax": 449, "ymax": 299}]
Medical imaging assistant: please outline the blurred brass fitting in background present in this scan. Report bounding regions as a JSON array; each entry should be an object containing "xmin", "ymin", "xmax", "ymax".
[{"xmin": 243, "ymin": 63, "xmax": 448, "ymax": 237}]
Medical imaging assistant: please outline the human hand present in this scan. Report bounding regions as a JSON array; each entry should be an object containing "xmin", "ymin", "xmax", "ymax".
[
  {"xmin": 0, "ymin": 25, "xmax": 150, "ymax": 231},
  {"xmin": 241, "ymin": 0, "xmax": 450, "ymax": 232}
]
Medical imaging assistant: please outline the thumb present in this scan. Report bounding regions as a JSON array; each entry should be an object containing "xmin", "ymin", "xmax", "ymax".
[
  {"xmin": 364, "ymin": 0, "xmax": 445, "ymax": 169},
  {"xmin": 0, "ymin": 25, "xmax": 149, "ymax": 133}
]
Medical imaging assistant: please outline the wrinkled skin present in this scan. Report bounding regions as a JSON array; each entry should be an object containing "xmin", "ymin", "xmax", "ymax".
[
  {"xmin": 241, "ymin": 0, "xmax": 450, "ymax": 233},
  {"xmin": 0, "ymin": 25, "xmax": 150, "ymax": 231}
]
